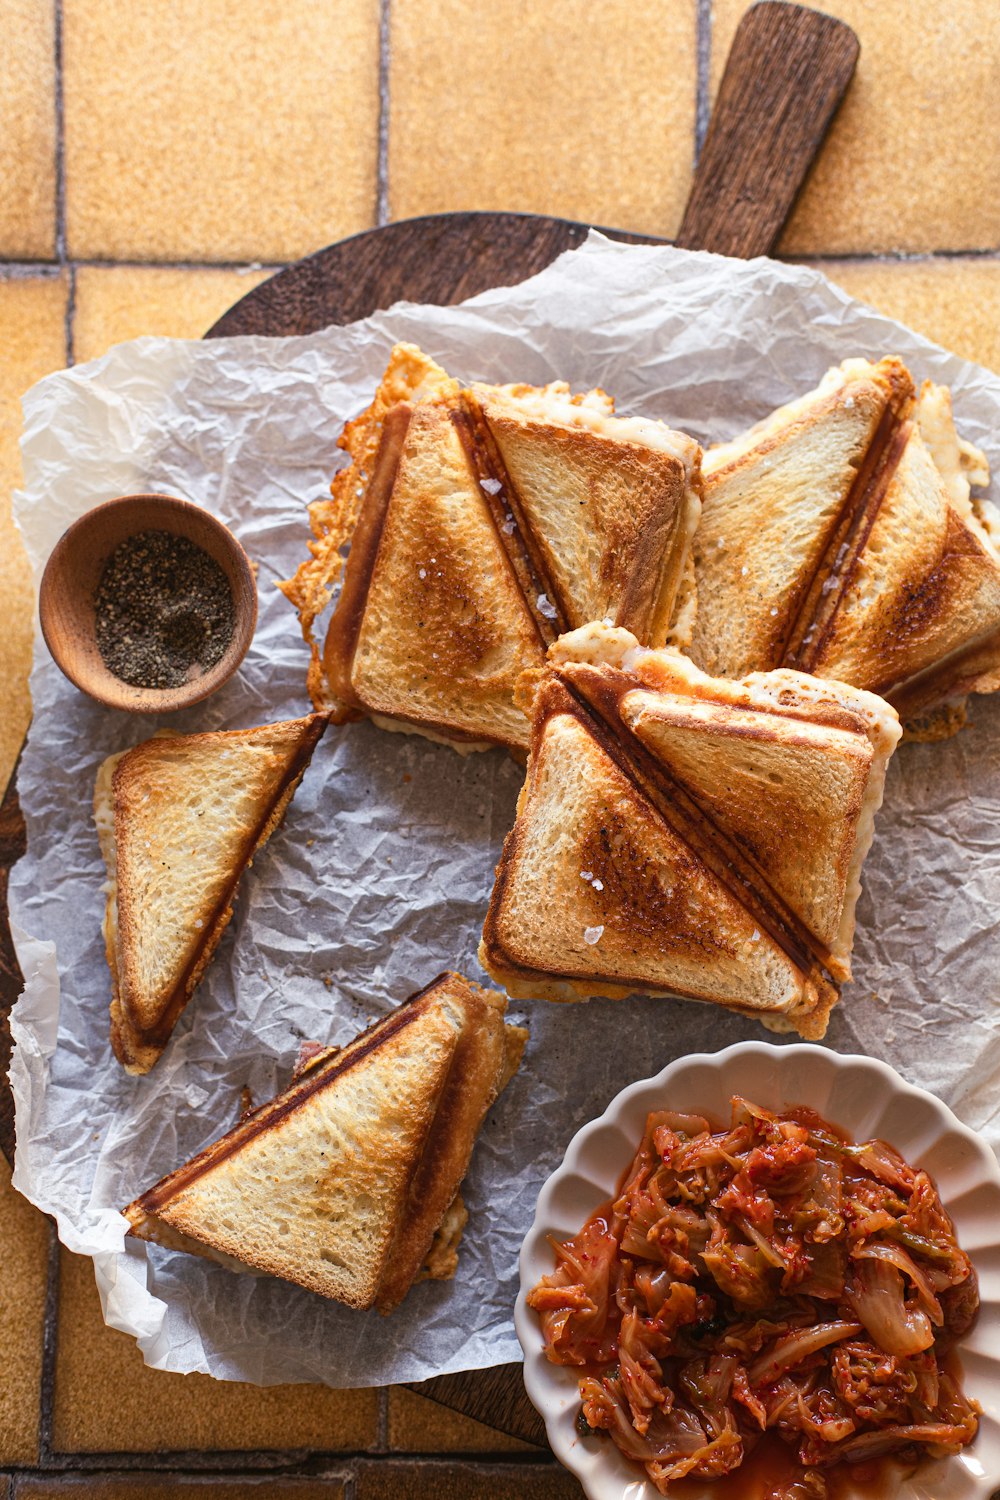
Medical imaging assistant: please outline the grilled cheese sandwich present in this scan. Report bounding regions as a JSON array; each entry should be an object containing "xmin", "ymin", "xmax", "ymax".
[
  {"xmin": 480, "ymin": 624, "xmax": 900, "ymax": 1038},
  {"xmin": 280, "ymin": 344, "xmax": 703, "ymax": 753},
  {"xmin": 94, "ymin": 714, "xmax": 327, "ymax": 1074},
  {"xmin": 691, "ymin": 357, "xmax": 1000, "ymax": 735},
  {"xmin": 124, "ymin": 973, "xmax": 528, "ymax": 1313}
]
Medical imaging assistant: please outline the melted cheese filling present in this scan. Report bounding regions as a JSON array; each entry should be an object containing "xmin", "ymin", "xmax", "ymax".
[{"xmin": 474, "ymin": 383, "xmax": 701, "ymax": 469}]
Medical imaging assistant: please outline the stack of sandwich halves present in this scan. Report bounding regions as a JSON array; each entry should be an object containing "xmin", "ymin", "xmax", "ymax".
[
  {"xmin": 102, "ymin": 340, "xmax": 1000, "ymax": 1315},
  {"xmin": 284, "ymin": 342, "xmax": 1000, "ymax": 1036}
]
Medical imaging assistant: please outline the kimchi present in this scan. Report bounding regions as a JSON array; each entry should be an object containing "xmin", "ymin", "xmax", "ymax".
[{"xmin": 527, "ymin": 1098, "xmax": 979, "ymax": 1496}]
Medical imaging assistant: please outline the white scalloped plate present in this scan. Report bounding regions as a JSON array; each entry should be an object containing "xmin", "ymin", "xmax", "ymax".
[{"xmin": 515, "ymin": 1042, "xmax": 1000, "ymax": 1500}]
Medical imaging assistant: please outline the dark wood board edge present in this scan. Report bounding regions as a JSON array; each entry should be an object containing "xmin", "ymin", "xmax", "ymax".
[
  {"xmin": 404, "ymin": 1362, "xmax": 547, "ymax": 1447},
  {"xmin": 0, "ymin": 774, "xmax": 25, "ymax": 1165},
  {"xmin": 206, "ymin": 210, "xmax": 658, "ymax": 340}
]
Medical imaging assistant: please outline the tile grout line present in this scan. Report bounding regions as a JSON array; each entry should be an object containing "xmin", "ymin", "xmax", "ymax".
[
  {"xmin": 52, "ymin": 0, "xmax": 66, "ymax": 264},
  {"xmin": 375, "ymin": 0, "xmax": 392, "ymax": 226},
  {"xmin": 52, "ymin": 0, "xmax": 75, "ymax": 367},
  {"xmin": 694, "ymin": 0, "xmax": 713, "ymax": 163},
  {"xmin": 10, "ymin": 1450, "xmax": 561, "ymax": 1474},
  {"xmin": 37, "ymin": 1222, "xmax": 60, "ymax": 1463},
  {"xmin": 0, "ymin": 258, "xmax": 287, "ymax": 277},
  {"xmin": 5, "ymin": 247, "xmax": 1000, "ymax": 277}
]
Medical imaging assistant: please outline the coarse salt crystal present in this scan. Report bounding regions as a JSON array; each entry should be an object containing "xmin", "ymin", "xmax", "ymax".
[
  {"xmin": 480, "ymin": 477, "xmax": 502, "ymax": 495},
  {"xmin": 502, "ymin": 516, "xmax": 515, "ymax": 534},
  {"xmin": 537, "ymin": 593, "xmax": 558, "ymax": 620},
  {"xmin": 194, "ymin": 918, "xmax": 204, "ymax": 929},
  {"xmin": 580, "ymin": 870, "xmax": 594, "ymax": 881},
  {"xmin": 740, "ymin": 565, "xmax": 748, "ymax": 576},
  {"xmin": 584, "ymin": 925, "xmax": 604, "ymax": 945},
  {"xmin": 418, "ymin": 567, "xmax": 426, "ymax": 579},
  {"xmin": 592, "ymin": 878, "xmax": 604, "ymax": 892},
  {"xmin": 769, "ymin": 607, "xmax": 778, "ymax": 616},
  {"xmin": 751, "ymin": 929, "xmax": 760, "ymax": 942}
]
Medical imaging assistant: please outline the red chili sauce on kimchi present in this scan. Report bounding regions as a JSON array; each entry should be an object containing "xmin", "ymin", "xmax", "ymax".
[{"xmin": 527, "ymin": 1098, "xmax": 979, "ymax": 1497}]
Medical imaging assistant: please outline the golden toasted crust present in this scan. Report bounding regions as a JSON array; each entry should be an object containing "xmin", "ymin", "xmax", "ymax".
[
  {"xmin": 692, "ymin": 358, "xmax": 914, "ymax": 679},
  {"xmin": 278, "ymin": 344, "xmax": 459, "ymax": 708},
  {"xmin": 124, "ymin": 973, "xmax": 526, "ymax": 1313},
  {"xmin": 97, "ymin": 714, "xmax": 328, "ymax": 1074},
  {"xmin": 323, "ymin": 401, "xmax": 546, "ymax": 752},
  {"xmin": 375, "ymin": 984, "xmax": 523, "ymax": 1312},
  {"xmin": 281, "ymin": 342, "xmax": 703, "ymax": 752},
  {"xmin": 480, "ymin": 695, "xmax": 836, "ymax": 1032},
  {"xmin": 475, "ymin": 388, "xmax": 703, "ymax": 646},
  {"xmin": 691, "ymin": 357, "xmax": 1000, "ymax": 732},
  {"xmin": 480, "ymin": 626, "xmax": 900, "ymax": 1039}
]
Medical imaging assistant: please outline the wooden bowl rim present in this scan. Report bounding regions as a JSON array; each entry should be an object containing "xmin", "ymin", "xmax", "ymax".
[{"xmin": 38, "ymin": 493, "xmax": 258, "ymax": 714}]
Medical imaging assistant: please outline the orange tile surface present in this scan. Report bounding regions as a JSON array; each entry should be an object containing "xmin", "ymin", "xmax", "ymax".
[
  {"xmin": 0, "ymin": 274, "xmax": 68, "ymax": 798},
  {"xmin": 712, "ymin": 0, "xmax": 1000, "ymax": 256},
  {"xmin": 388, "ymin": 1388, "xmax": 533, "ymax": 1453},
  {"xmin": 53, "ymin": 1250, "xmax": 378, "ymax": 1453},
  {"xmin": 354, "ymin": 1461, "xmax": 584, "ymax": 1499},
  {"xmin": 0, "ymin": 0, "xmax": 56, "ymax": 258},
  {"xmin": 19, "ymin": 1482, "xmax": 347, "ymax": 1499},
  {"xmin": 389, "ymin": 0, "xmax": 697, "ymax": 237},
  {"xmin": 73, "ymin": 266, "xmax": 273, "ymax": 361},
  {"xmin": 0, "ymin": 1157, "xmax": 50, "ymax": 1464},
  {"xmin": 814, "ymin": 257, "xmax": 1000, "ymax": 375},
  {"xmin": 63, "ymin": 0, "xmax": 380, "ymax": 262}
]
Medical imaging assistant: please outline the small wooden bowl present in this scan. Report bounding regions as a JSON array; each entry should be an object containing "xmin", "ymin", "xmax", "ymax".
[{"xmin": 39, "ymin": 494, "xmax": 258, "ymax": 713}]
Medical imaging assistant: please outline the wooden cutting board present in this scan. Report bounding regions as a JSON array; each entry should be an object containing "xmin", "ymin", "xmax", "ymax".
[{"xmin": 0, "ymin": 2, "xmax": 859, "ymax": 1446}]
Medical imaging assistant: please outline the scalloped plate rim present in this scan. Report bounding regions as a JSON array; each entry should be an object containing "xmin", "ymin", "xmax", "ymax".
[{"xmin": 515, "ymin": 1040, "xmax": 1000, "ymax": 1500}]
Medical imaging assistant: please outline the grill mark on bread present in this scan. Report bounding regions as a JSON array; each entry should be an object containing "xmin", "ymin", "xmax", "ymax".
[
  {"xmin": 556, "ymin": 670, "xmax": 829, "ymax": 982},
  {"xmin": 130, "ymin": 974, "xmax": 453, "ymax": 1213},
  {"xmin": 864, "ymin": 508, "xmax": 999, "ymax": 704},
  {"xmin": 450, "ymin": 398, "xmax": 568, "ymax": 641},
  {"xmin": 784, "ymin": 392, "xmax": 914, "ymax": 672},
  {"xmin": 374, "ymin": 985, "xmax": 514, "ymax": 1311},
  {"xmin": 323, "ymin": 402, "xmax": 413, "ymax": 716},
  {"xmin": 889, "ymin": 627, "xmax": 1000, "ymax": 721}
]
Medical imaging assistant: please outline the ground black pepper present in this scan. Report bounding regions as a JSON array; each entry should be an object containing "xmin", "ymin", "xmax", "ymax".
[{"xmin": 94, "ymin": 529, "xmax": 235, "ymax": 689}]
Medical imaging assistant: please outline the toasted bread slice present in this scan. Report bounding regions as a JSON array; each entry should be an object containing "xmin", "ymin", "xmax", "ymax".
[
  {"xmin": 323, "ymin": 400, "xmax": 546, "ymax": 752},
  {"xmin": 690, "ymin": 358, "xmax": 914, "ymax": 680},
  {"xmin": 277, "ymin": 343, "xmax": 460, "ymax": 708},
  {"xmin": 124, "ymin": 973, "xmax": 528, "ymax": 1313},
  {"xmin": 690, "ymin": 359, "xmax": 1000, "ymax": 730},
  {"xmin": 804, "ymin": 385, "xmax": 1000, "ymax": 716},
  {"xmin": 473, "ymin": 385, "xmax": 703, "ymax": 647},
  {"xmin": 480, "ymin": 625, "xmax": 900, "ymax": 1038},
  {"xmin": 94, "ymin": 714, "xmax": 327, "ymax": 1074},
  {"xmin": 284, "ymin": 343, "xmax": 703, "ymax": 752}
]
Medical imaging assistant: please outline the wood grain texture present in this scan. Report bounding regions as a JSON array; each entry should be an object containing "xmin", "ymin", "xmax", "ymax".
[
  {"xmin": 404, "ymin": 1363, "xmax": 547, "ymax": 1447},
  {"xmin": 677, "ymin": 1, "xmax": 860, "ymax": 258},
  {"xmin": 207, "ymin": 212, "xmax": 653, "ymax": 339}
]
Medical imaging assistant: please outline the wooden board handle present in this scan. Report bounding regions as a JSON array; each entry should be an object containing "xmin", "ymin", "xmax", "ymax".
[{"xmin": 677, "ymin": 1, "xmax": 859, "ymax": 258}]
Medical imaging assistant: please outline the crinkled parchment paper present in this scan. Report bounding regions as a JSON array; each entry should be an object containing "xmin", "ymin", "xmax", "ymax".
[{"xmin": 9, "ymin": 235, "xmax": 1000, "ymax": 1387}]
